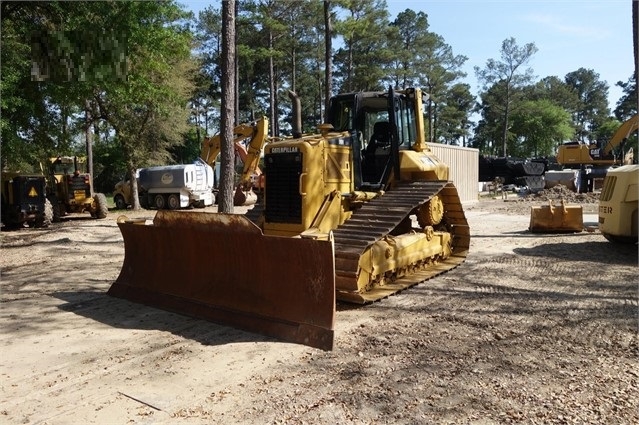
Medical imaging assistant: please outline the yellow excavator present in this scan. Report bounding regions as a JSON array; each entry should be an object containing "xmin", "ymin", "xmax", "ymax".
[
  {"xmin": 200, "ymin": 117, "xmax": 269, "ymax": 206},
  {"xmin": 556, "ymin": 114, "xmax": 637, "ymax": 167},
  {"xmin": 547, "ymin": 114, "xmax": 637, "ymax": 193},
  {"xmin": 109, "ymin": 87, "xmax": 470, "ymax": 350}
]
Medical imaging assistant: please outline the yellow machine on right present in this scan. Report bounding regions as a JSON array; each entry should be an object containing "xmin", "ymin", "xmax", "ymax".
[{"xmin": 598, "ymin": 164, "xmax": 638, "ymax": 243}]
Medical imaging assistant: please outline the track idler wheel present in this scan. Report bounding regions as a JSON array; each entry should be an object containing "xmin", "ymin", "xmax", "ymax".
[{"xmin": 417, "ymin": 195, "xmax": 444, "ymax": 227}]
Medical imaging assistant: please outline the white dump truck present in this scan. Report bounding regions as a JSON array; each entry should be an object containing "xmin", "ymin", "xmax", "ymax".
[{"xmin": 113, "ymin": 159, "xmax": 214, "ymax": 210}]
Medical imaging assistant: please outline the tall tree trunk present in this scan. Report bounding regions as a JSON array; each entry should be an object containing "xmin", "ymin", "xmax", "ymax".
[
  {"xmin": 323, "ymin": 1, "xmax": 333, "ymax": 119},
  {"xmin": 219, "ymin": 0, "xmax": 236, "ymax": 213},
  {"xmin": 274, "ymin": 67, "xmax": 279, "ymax": 135},
  {"xmin": 432, "ymin": 101, "xmax": 438, "ymax": 144},
  {"xmin": 85, "ymin": 99, "xmax": 94, "ymax": 194},
  {"xmin": 347, "ymin": 39, "xmax": 353, "ymax": 92},
  {"xmin": 634, "ymin": 0, "xmax": 638, "ymax": 115},
  {"xmin": 268, "ymin": 31, "xmax": 276, "ymax": 137},
  {"xmin": 234, "ymin": 0, "xmax": 239, "ymax": 125},
  {"xmin": 426, "ymin": 89, "xmax": 434, "ymax": 144},
  {"xmin": 502, "ymin": 86, "xmax": 511, "ymax": 157}
]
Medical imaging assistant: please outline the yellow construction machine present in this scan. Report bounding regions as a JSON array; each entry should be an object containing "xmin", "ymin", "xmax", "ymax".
[
  {"xmin": 200, "ymin": 117, "xmax": 269, "ymax": 206},
  {"xmin": 45, "ymin": 156, "xmax": 108, "ymax": 221},
  {"xmin": 109, "ymin": 87, "xmax": 470, "ymax": 350},
  {"xmin": 549, "ymin": 114, "xmax": 637, "ymax": 192},
  {"xmin": 556, "ymin": 114, "xmax": 637, "ymax": 167},
  {"xmin": 598, "ymin": 164, "xmax": 638, "ymax": 243}
]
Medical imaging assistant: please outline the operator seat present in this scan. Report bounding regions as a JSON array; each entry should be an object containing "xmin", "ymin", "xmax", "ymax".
[
  {"xmin": 365, "ymin": 121, "xmax": 391, "ymax": 156},
  {"xmin": 363, "ymin": 121, "xmax": 391, "ymax": 182}
]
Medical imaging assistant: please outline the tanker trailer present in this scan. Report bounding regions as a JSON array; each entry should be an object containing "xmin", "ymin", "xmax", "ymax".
[{"xmin": 138, "ymin": 159, "xmax": 214, "ymax": 210}]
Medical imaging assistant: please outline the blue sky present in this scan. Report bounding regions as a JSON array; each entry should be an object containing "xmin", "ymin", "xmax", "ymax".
[{"xmin": 184, "ymin": 0, "xmax": 634, "ymax": 111}]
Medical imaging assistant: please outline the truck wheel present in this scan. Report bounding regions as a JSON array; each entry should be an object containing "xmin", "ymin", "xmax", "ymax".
[
  {"xmin": 114, "ymin": 194, "xmax": 127, "ymax": 210},
  {"xmin": 140, "ymin": 194, "xmax": 149, "ymax": 209},
  {"xmin": 154, "ymin": 194, "xmax": 166, "ymax": 209},
  {"xmin": 167, "ymin": 194, "xmax": 180, "ymax": 209},
  {"xmin": 94, "ymin": 193, "xmax": 109, "ymax": 219},
  {"xmin": 49, "ymin": 196, "xmax": 62, "ymax": 223}
]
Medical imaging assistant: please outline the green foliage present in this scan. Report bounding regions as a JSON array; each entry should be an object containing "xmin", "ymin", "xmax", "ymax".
[
  {"xmin": 92, "ymin": 138, "xmax": 127, "ymax": 194},
  {"xmin": 564, "ymin": 67, "xmax": 610, "ymax": 143},
  {"xmin": 614, "ymin": 74, "xmax": 637, "ymax": 120},
  {"xmin": 510, "ymin": 99, "xmax": 574, "ymax": 157},
  {"xmin": 333, "ymin": 0, "xmax": 391, "ymax": 92},
  {"xmin": 172, "ymin": 127, "xmax": 206, "ymax": 164},
  {"xmin": 1, "ymin": 0, "xmax": 196, "ymax": 189},
  {"xmin": 3, "ymin": 0, "xmax": 629, "ymax": 174},
  {"xmin": 474, "ymin": 37, "xmax": 538, "ymax": 156},
  {"xmin": 437, "ymin": 83, "xmax": 475, "ymax": 146},
  {"xmin": 525, "ymin": 76, "xmax": 580, "ymax": 113}
]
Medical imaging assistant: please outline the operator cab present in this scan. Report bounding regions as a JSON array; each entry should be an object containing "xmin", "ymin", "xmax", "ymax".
[{"xmin": 327, "ymin": 88, "xmax": 423, "ymax": 191}]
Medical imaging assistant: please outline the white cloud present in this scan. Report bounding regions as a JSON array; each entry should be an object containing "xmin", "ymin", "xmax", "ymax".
[{"xmin": 524, "ymin": 13, "xmax": 610, "ymax": 40}]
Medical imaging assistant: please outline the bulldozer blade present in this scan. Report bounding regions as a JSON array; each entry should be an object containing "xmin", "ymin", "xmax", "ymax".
[
  {"xmin": 529, "ymin": 202, "xmax": 583, "ymax": 233},
  {"xmin": 109, "ymin": 211, "xmax": 335, "ymax": 350}
]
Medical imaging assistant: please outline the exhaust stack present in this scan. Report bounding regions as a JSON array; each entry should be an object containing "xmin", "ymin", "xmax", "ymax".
[{"xmin": 288, "ymin": 91, "xmax": 302, "ymax": 138}]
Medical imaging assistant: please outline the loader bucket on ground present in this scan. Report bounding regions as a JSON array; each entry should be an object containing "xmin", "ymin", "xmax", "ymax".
[
  {"xmin": 109, "ymin": 211, "xmax": 335, "ymax": 350},
  {"xmin": 529, "ymin": 201, "xmax": 583, "ymax": 233}
]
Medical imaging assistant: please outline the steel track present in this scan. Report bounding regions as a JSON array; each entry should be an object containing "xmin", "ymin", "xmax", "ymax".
[{"xmin": 332, "ymin": 181, "xmax": 470, "ymax": 304}]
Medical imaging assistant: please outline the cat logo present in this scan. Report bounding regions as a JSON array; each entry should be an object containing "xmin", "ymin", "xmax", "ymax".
[{"xmin": 28, "ymin": 186, "xmax": 38, "ymax": 197}]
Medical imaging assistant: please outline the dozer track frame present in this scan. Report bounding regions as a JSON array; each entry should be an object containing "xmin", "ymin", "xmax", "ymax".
[{"xmin": 331, "ymin": 181, "xmax": 470, "ymax": 303}]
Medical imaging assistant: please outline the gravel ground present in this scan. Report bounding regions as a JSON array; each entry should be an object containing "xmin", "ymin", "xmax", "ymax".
[{"xmin": 1, "ymin": 192, "xmax": 637, "ymax": 425}]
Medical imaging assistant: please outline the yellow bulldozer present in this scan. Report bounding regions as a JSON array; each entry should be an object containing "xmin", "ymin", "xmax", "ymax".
[{"xmin": 109, "ymin": 87, "xmax": 470, "ymax": 350}]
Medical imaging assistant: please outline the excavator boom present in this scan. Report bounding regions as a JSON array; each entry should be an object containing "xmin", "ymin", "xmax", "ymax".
[{"xmin": 603, "ymin": 113, "xmax": 638, "ymax": 156}]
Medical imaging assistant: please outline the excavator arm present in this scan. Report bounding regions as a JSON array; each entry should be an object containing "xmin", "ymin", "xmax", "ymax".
[
  {"xmin": 200, "ymin": 117, "xmax": 269, "ymax": 167},
  {"xmin": 200, "ymin": 117, "xmax": 269, "ymax": 205},
  {"xmin": 557, "ymin": 114, "xmax": 638, "ymax": 167},
  {"xmin": 234, "ymin": 118, "xmax": 268, "ymax": 190},
  {"xmin": 603, "ymin": 114, "xmax": 638, "ymax": 156}
]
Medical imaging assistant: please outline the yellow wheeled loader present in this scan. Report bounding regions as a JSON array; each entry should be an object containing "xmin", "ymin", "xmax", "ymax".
[{"xmin": 109, "ymin": 88, "xmax": 470, "ymax": 350}]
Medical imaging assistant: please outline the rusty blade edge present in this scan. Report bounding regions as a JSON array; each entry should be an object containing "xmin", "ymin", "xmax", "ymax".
[{"xmin": 108, "ymin": 282, "xmax": 334, "ymax": 351}]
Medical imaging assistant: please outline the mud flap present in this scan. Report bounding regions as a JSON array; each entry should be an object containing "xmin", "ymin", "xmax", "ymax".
[{"xmin": 109, "ymin": 211, "xmax": 335, "ymax": 350}]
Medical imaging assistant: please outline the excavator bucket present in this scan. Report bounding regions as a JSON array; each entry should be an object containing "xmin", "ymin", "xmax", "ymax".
[
  {"xmin": 108, "ymin": 210, "xmax": 335, "ymax": 350},
  {"xmin": 529, "ymin": 200, "xmax": 583, "ymax": 233},
  {"xmin": 233, "ymin": 186, "xmax": 258, "ymax": 206}
]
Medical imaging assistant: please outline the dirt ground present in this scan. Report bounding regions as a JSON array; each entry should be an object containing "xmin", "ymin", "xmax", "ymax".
[{"xmin": 1, "ymin": 189, "xmax": 637, "ymax": 425}]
